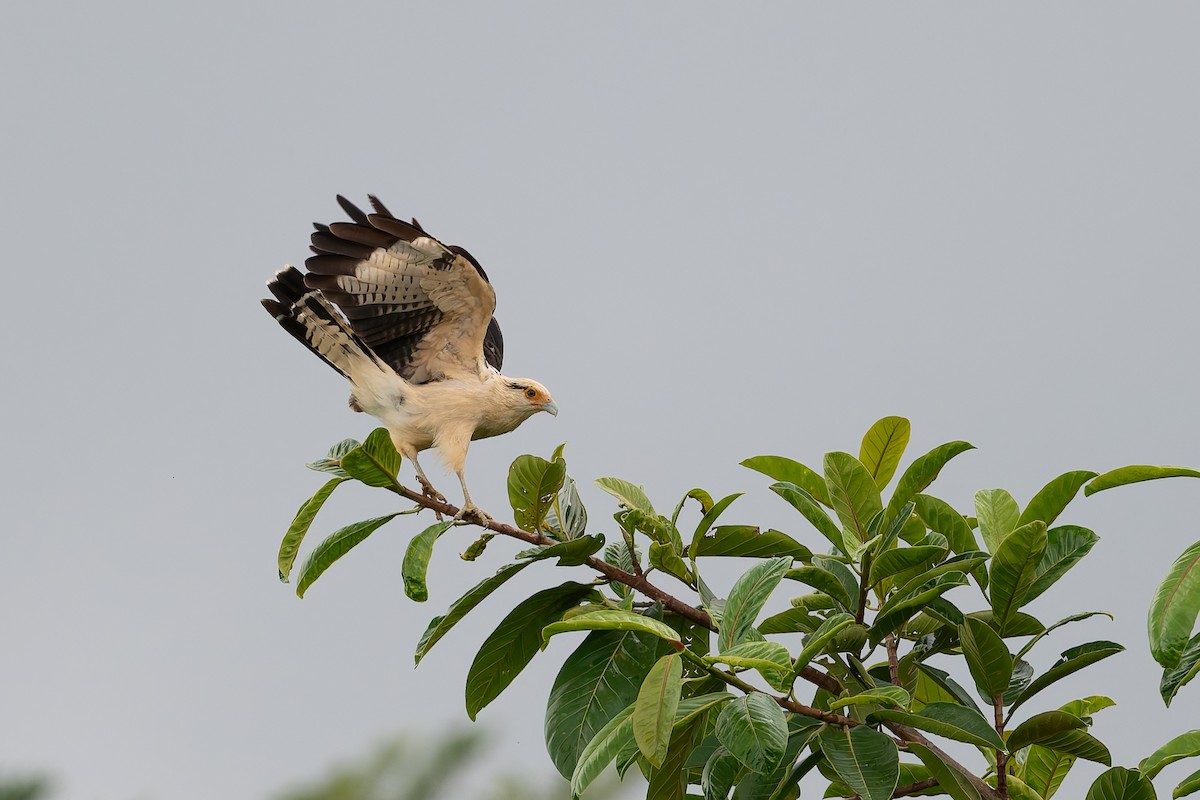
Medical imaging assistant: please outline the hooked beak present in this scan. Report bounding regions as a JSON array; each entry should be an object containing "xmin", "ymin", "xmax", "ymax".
[{"xmin": 541, "ymin": 400, "xmax": 559, "ymax": 417}]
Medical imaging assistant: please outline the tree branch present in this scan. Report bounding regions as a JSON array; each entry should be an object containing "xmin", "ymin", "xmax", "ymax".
[
  {"xmin": 893, "ymin": 778, "xmax": 939, "ymax": 797},
  {"xmin": 387, "ymin": 485, "xmax": 996, "ymax": 798}
]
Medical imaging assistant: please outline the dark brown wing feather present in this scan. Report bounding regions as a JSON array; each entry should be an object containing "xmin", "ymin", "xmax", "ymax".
[{"xmin": 281, "ymin": 195, "xmax": 503, "ymax": 380}]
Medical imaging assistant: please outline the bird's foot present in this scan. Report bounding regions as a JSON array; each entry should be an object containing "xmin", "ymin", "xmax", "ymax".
[
  {"xmin": 416, "ymin": 475, "xmax": 447, "ymax": 504},
  {"xmin": 455, "ymin": 503, "xmax": 491, "ymax": 526}
]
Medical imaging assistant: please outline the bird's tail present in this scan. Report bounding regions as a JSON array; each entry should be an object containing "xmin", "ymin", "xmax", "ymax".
[{"xmin": 262, "ymin": 266, "xmax": 392, "ymax": 383}]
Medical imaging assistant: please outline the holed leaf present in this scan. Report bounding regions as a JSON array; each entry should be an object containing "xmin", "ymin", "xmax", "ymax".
[{"xmin": 508, "ymin": 454, "xmax": 567, "ymax": 531}]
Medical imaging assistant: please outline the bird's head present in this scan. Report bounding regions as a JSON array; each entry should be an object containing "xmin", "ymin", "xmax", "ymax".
[{"xmin": 505, "ymin": 379, "xmax": 558, "ymax": 418}]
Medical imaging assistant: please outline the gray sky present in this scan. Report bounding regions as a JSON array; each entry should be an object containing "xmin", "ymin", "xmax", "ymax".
[{"xmin": 3, "ymin": 3, "xmax": 1199, "ymax": 798}]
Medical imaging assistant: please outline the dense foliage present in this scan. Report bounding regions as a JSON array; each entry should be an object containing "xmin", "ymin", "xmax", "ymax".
[{"xmin": 277, "ymin": 417, "xmax": 1200, "ymax": 800}]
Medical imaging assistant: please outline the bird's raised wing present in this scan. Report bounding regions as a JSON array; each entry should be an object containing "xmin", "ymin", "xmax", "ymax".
[{"xmin": 302, "ymin": 195, "xmax": 503, "ymax": 384}]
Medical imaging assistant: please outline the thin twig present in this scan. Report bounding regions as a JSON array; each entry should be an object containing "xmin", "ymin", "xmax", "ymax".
[{"xmin": 387, "ymin": 484, "xmax": 999, "ymax": 800}]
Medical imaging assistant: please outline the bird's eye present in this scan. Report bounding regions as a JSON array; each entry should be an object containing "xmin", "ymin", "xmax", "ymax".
[{"xmin": 525, "ymin": 388, "xmax": 537, "ymax": 398}]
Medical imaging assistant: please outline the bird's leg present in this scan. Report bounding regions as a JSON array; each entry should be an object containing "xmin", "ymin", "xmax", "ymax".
[
  {"xmin": 454, "ymin": 471, "xmax": 490, "ymax": 524},
  {"xmin": 410, "ymin": 453, "xmax": 447, "ymax": 504}
]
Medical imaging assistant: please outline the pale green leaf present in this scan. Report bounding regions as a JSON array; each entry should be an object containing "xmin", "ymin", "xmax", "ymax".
[
  {"xmin": 508, "ymin": 454, "xmax": 567, "ymax": 531},
  {"xmin": 595, "ymin": 477, "xmax": 655, "ymax": 514},
  {"xmin": 886, "ymin": 441, "xmax": 976, "ymax": 519},
  {"xmin": 693, "ymin": 526, "xmax": 811, "ymax": 560},
  {"xmin": 570, "ymin": 704, "xmax": 636, "ymax": 798},
  {"xmin": 715, "ymin": 693, "xmax": 788, "ymax": 774},
  {"xmin": 1086, "ymin": 465, "xmax": 1200, "ymax": 496},
  {"xmin": 869, "ymin": 702, "xmax": 1005, "ymax": 750},
  {"xmin": 543, "ymin": 609, "xmax": 683, "ymax": 649},
  {"xmin": 1149, "ymin": 540, "xmax": 1200, "ymax": 668},
  {"xmin": 1162, "ymin": 632, "xmax": 1200, "ymax": 707},
  {"xmin": 769, "ymin": 483, "xmax": 846, "ymax": 555},
  {"xmin": 719, "ymin": 557, "xmax": 792, "ymax": 651},
  {"xmin": 742, "ymin": 456, "xmax": 831, "ymax": 506},
  {"xmin": 1141, "ymin": 730, "xmax": 1200, "ymax": 779},
  {"xmin": 818, "ymin": 725, "xmax": 899, "ymax": 800},
  {"xmin": 634, "ymin": 653, "xmax": 683, "ymax": 767},
  {"xmin": 338, "ymin": 428, "xmax": 402, "ymax": 488},
  {"xmin": 824, "ymin": 451, "xmax": 884, "ymax": 544},
  {"xmin": 976, "ymin": 488, "xmax": 1020, "ymax": 553},
  {"xmin": 860, "ymin": 416, "xmax": 911, "ymax": 489},
  {"xmin": 1019, "ymin": 470, "xmax": 1099, "ymax": 527}
]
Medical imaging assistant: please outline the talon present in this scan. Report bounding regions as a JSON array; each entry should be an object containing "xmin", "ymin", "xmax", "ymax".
[
  {"xmin": 417, "ymin": 475, "xmax": 447, "ymax": 504},
  {"xmin": 455, "ymin": 503, "xmax": 491, "ymax": 525}
]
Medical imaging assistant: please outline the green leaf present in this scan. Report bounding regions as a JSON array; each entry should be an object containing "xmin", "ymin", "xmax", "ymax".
[
  {"xmin": 634, "ymin": 654, "xmax": 683, "ymax": 767},
  {"xmin": 278, "ymin": 477, "xmax": 346, "ymax": 582},
  {"xmin": 818, "ymin": 725, "xmax": 899, "ymax": 800},
  {"xmin": 871, "ymin": 576, "xmax": 967, "ymax": 646},
  {"xmin": 1019, "ymin": 470, "xmax": 1099, "ymax": 527},
  {"xmin": 1162, "ymin": 632, "xmax": 1200, "ymax": 706},
  {"xmin": 959, "ymin": 617, "xmax": 1013, "ymax": 699},
  {"xmin": 719, "ymin": 557, "xmax": 792, "ymax": 651},
  {"xmin": 793, "ymin": 613, "xmax": 856, "ymax": 675},
  {"xmin": 415, "ymin": 562, "xmax": 532, "ymax": 665},
  {"xmin": 465, "ymin": 581, "xmax": 598, "ymax": 719},
  {"xmin": 1008, "ymin": 775, "xmax": 1051, "ymax": 800},
  {"xmin": 860, "ymin": 416, "xmax": 911, "ymax": 489},
  {"xmin": 508, "ymin": 454, "xmax": 567, "ymax": 531},
  {"xmin": 1084, "ymin": 767, "xmax": 1158, "ymax": 800},
  {"xmin": 702, "ymin": 748, "xmax": 742, "ymax": 800},
  {"xmin": 733, "ymin": 724, "xmax": 821, "ymax": 800},
  {"xmin": 1023, "ymin": 525, "xmax": 1099, "ymax": 605},
  {"xmin": 975, "ymin": 488, "xmax": 1020, "ymax": 553},
  {"xmin": 338, "ymin": 428, "xmax": 402, "ymax": 488},
  {"xmin": 1150, "ymin": 540, "xmax": 1200, "ymax": 668},
  {"xmin": 758, "ymin": 607, "xmax": 820, "ymax": 635},
  {"xmin": 715, "ymin": 693, "xmax": 788, "ymax": 774},
  {"xmin": 690, "ymin": 493, "xmax": 743, "ymax": 553},
  {"xmin": 546, "ymin": 475, "xmax": 589, "ymax": 540},
  {"xmin": 693, "ymin": 526, "xmax": 811, "ymax": 560},
  {"xmin": 295, "ymin": 513, "xmax": 400, "ymax": 598},
  {"xmin": 649, "ymin": 542, "xmax": 694, "ymax": 584},
  {"xmin": 906, "ymin": 742, "xmax": 982, "ymax": 800},
  {"xmin": 784, "ymin": 566, "xmax": 854, "ymax": 611},
  {"xmin": 595, "ymin": 477, "xmax": 655, "ymax": 514},
  {"xmin": 1086, "ymin": 465, "xmax": 1200, "ymax": 496},
  {"xmin": 835, "ymin": 686, "xmax": 911, "ymax": 710},
  {"xmin": 543, "ymin": 609, "xmax": 683, "ymax": 649},
  {"xmin": 1009, "ymin": 641, "xmax": 1125, "ymax": 715},
  {"xmin": 515, "ymin": 534, "xmax": 606, "ymax": 566},
  {"xmin": 1039, "ymin": 729, "xmax": 1112, "ymax": 765},
  {"xmin": 824, "ymin": 452, "xmax": 884, "ymax": 544},
  {"xmin": 1022, "ymin": 742, "xmax": 1077, "ymax": 799},
  {"xmin": 742, "ymin": 456, "xmax": 830, "ymax": 506},
  {"xmin": 869, "ymin": 546, "xmax": 946, "ymax": 587},
  {"xmin": 886, "ymin": 441, "xmax": 976, "ymax": 519},
  {"xmin": 769, "ymin": 483, "xmax": 846, "ymax": 555},
  {"xmin": 989, "ymin": 521, "xmax": 1048, "ymax": 629},
  {"xmin": 1142, "ymin": 731, "xmax": 1200, "ymax": 779},
  {"xmin": 913, "ymin": 494, "xmax": 981, "ymax": 557},
  {"xmin": 546, "ymin": 626, "xmax": 663, "ymax": 780},
  {"xmin": 646, "ymin": 716, "xmax": 704, "ymax": 800},
  {"xmin": 674, "ymin": 692, "xmax": 735, "ymax": 728},
  {"xmin": 1175, "ymin": 767, "xmax": 1200, "ymax": 799},
  {"xmin": 892, "ymin": 552, "xmax": 988, "ymax": 603},
  {"xmin": 705, "ymin": 641, "xmax": 792, "ymax": 675},
  {"xmin": 401, "ymin": 520, "xmax": 454, "ymax": 602},
  {"xmin": 914, "ymin": 663, "xmax": 983, "ymax": 714},
  {"xmin": 570, "ymin": 703, "xmax": 636, "ymax": 798},
  {"xmin": 1015, "ymin": 611, "xmax": 1114, "ymax": 662},
  {"xmin": 1007, "ymin": 711, "xmax": 1087, "ymax": 752},
  {"xmin": 869, "ymin": 702, "xmax": 1005, "ymax": 750},
  {"xmin": 305, "ymin": 437, "xmax": 361, "ymax": 477}
]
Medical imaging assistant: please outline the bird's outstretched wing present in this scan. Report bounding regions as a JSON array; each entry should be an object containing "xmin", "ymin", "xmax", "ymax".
[{"xmin": 302, "ymin": 195, "xmax": 504, "ymax": 384}]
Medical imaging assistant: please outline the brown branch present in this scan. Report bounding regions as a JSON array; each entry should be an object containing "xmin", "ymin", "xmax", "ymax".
[
  {"xmin": 994, "ymin": 695, "xmax": 1007, "ymax": 798},
  {"xmin": 388, "ymin": 485, "xmax": 997, "ymax": 798},
  {"xmin": 888, "ymin": 723, "xmax": 1002, "ymax": 800},
  {"xmin": 893, "ymin": 778, "xmax": 939, "ymax": 797},
  {"xmin": 886, "ymin": 633, "xmax": 900, "ymax": 685}
]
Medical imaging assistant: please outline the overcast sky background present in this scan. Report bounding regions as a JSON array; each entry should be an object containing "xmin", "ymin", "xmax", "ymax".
[{"xmin": 3, "ymin": 3, "xmax": 1199, "ymax": 798}]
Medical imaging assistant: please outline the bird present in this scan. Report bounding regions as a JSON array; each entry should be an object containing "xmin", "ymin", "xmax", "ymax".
[{"xmin": 262, "ymin": 194, "xmax": 557, "ymax": 520}]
